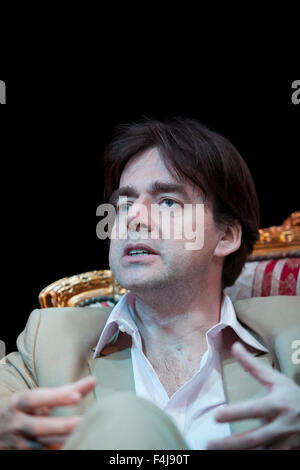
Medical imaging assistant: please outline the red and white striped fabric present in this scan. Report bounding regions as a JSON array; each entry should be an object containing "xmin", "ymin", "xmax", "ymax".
[{"xmin": 225, "ymin": 258, "xmax": 300, "ymax": 301}]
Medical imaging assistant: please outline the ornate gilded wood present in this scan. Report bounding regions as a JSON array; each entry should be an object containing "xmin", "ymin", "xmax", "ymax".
[
  {"xmin": 38, "ymin": 212, "xmax": 300, "ymax": 308},
  {"xmin": 38, "ymin": 270, "xmax": 128, "ymax": 308},
  {"xmin": 248, "ymin": 211, "xmax": 300, "ymax": 261}
]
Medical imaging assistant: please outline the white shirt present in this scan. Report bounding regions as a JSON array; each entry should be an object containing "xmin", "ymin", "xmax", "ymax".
[{"xmin": 93, "ymin": 291, "xmax": 268, "ymax": 450}]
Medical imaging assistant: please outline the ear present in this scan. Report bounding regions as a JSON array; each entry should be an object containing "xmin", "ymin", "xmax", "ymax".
[{"xmin": 214, "ymin": 220, "xmax": 242, "ymax": 257}]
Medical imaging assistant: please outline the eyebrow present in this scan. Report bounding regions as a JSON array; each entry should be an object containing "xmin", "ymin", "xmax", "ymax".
[{"xmin": 108, "ymin": 181, "xmax": 191, "ymax": 206}]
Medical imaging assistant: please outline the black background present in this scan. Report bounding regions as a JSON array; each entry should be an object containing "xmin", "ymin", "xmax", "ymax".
[{"xmin": 0, "ymin": 76, "xmax": 299, "ymax": 355}]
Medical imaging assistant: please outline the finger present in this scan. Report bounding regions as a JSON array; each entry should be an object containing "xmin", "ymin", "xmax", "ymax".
[
  {"xmin": 34, "ymin": 406, "xmax": 52, "ymax": 416},
  {"xmin": 214, "ymin": 397, "xmax": 278, "ymax": 423},
  {"xmin": 36, "ymin": 434, "xmax": 69, "ymax": 449},
  {"xmin": 13, "ymin": 389, "xmax": 81, "ymax": 413},
  {"xmin": 231, "ymin": 342, "xmax": 283, "ymax": 388},
  {"xmin": 13, "ymin": 376, "xmax": 96, "ymax": 413},
  {"xmin": 21, "ymin": 414, "xmax": 83, "ymax": 439},
  {"xmin": 25, "ymin": 432, "xmax": 71, "ymax": 450},
  {"xmin": 37, "ymin": 434, "xmax": 68, "ymax": 446},
  {"xmin": 1, "ymin": 436, "xmax": 37, "ymax": 451},
  {"xmin": 44, "ymin": 443, "xmax": 65, "ymax": 450},
  {"xmin": 70, "ymin": 376, "xmax": 97, "ymax": 398},
  {"xmin": 24, "ymin": 438, "xmax": 63, "ymax": 451},
  {"xmin": 206, "ymin": 422, "xmax": 278, "ymax": 450}
]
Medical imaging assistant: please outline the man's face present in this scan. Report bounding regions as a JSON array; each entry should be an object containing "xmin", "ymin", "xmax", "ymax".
[{"xmin": 109, "ymin": 148, "xmax": 221, "ymax": 292}]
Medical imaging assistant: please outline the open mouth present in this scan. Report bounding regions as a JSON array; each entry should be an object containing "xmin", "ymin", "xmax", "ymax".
[
  {"xmin": 128, "ymin": 249, "xmax": 153, "ymax": 257},
  {"xmin": 123, "ymin": 243, "xmax": 158, "ymax": 257},
  {"xmin": 122, "ymin": 245, "xmax": 159, "ymax": 263}
]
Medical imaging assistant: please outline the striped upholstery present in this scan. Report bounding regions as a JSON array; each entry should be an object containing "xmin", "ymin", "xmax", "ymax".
[{"xmin": 225, "ymin": 258, "xmax": 300, "ymax": 301}]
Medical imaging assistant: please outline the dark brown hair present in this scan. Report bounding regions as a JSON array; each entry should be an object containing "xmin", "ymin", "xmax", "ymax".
[{"xmin": 103, "ymin": 116, "xmax": 260, "ymax": 289}]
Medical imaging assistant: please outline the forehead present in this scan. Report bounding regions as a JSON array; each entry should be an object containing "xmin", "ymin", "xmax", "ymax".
[
  {"xmin": 110, "ymin": 147, "xmax": 206, "ymax": 206},
  {"xmin": 120, "ymin": 148, "xmax": 174, "ymax": 187}
]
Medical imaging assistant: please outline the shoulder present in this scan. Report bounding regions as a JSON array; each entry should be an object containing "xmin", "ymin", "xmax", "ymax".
[
  {"xmin": 233, "ymin": 296, "xmax": 300, "ymax": 382},
  {"xmin": 16, "ymin": 306, "xmax": 114, "ymax": 362},
  {"xmin": 19, "ymin": 305, "xmax": 113, "ymax": 336},
  {"xmin": 1, "ymin": 306, "xmax": 114, "ymax": 392},
  {"xmin": 233, "ymin": 296, "xmax": 300, "ymax": 334},
  {"xmin": 35, "ymin": 305, "xmax": 113, "ymax": 330}
]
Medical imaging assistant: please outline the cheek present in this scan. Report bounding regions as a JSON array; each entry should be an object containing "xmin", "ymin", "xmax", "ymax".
[
  {"xmin": 109, "ymin": 240, "xmax": 120, "ymax": 262},
  {"xmin": 204, "ymin": 224, "xmax": 219, "ymax": 249},
  {"xmin": 161, "ymin": 240, "xmax": 191, "ymax": 264},
  {"xmin": 201, "ymin": 211, "xmax": 219, "ymax": 246}
]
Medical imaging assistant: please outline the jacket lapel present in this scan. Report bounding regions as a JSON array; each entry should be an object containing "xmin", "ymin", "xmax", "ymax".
[
  {"xmin": 87, "ymin": 332, "xmax": 135, "ymax": 401},
  {"xmin": 221, "ymin": 326, "xmax": 274, "ymax": 434},
  {"xmin": 222, "ymin": 351, "xmax": 274, "ymax": 434}
]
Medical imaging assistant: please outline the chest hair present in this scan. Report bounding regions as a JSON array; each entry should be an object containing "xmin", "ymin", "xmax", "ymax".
[{"xmin": 149, "ymin": 349, "xmax": 206, "ymax": 398}]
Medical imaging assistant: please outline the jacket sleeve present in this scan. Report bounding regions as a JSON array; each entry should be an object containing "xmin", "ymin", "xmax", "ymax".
[{"xmin": 0, "ymin": 309, "xmax": 41, "ymax": 409}]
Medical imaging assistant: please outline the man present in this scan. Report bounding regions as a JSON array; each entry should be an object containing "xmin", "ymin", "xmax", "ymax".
[{"xmin": 0, "ymin": 117, "xmax": 299, "ymax": 450}]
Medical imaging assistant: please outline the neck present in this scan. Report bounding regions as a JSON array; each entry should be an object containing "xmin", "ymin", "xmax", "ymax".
[{"xmin": 131, "ymin": 279, "xmax": 224, "ymax": 358}]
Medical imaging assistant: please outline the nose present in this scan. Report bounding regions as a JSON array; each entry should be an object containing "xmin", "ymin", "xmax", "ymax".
[{"xmin": 127, "ymin": 200, "xmax": 153, "ymax": 234}]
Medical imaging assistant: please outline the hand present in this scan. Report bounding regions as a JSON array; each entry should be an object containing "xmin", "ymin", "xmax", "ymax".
[
  {"xmin": 206, "ymin": 342, "xmax": 300, "ymax": 450},
  {"xmin": 0, "ymin": 376, "xmax": 96, "ymax": 450}
]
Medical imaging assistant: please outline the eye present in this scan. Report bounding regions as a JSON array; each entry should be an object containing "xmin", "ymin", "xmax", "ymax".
[
  {"xmin": 117, "ymin": 203, "xmax": 132, "ymax": 213},
  {"xmin": 161, "ymin": 198, "xmax": 178, "ymax": 208}
]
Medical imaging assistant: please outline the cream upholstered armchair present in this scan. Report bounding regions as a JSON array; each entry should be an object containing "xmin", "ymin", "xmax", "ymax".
[{"xmin": 38, "ymin": 212, "xmax": 300, "ymax": 309}]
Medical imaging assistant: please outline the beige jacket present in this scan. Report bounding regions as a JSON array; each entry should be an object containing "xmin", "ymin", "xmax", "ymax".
[{"xmin": 0, "ymin": 296, "xmax": 299, "ymax": 435}]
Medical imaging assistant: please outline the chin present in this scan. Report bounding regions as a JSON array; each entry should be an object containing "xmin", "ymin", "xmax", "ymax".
[{"xmin": 116, "ymin": 273, "xmax": 164, "ymax": 291}]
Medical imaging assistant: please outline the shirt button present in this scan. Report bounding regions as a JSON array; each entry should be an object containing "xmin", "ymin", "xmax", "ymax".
[{"xmin": 118, "ymin": 324, "xmax": 126, "ymax": 333}]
